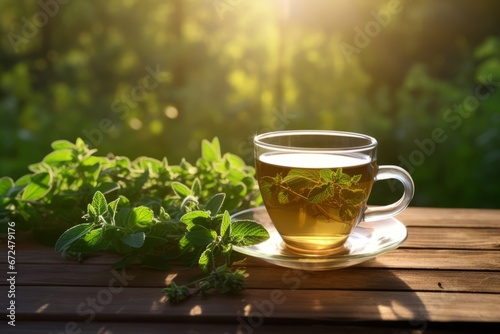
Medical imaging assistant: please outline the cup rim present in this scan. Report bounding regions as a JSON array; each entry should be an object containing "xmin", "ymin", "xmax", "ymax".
[{"xmin": 254, "ymin": 130, "xmax": 377, "ymax": 153}]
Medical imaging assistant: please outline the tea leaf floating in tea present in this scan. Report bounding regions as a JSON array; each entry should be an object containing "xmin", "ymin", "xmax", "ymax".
[{"xmin": 259, "ymin": 167, "xmax": 366, "ymax": 223}]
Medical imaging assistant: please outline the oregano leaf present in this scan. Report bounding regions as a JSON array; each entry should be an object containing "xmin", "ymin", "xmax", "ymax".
[
  {"xmin": 43, "ymin": 149, "xmax": 74, "ymax": 165},
  {"xmin": 128, "ymin": 206, "xmax": 154, "ymax": 228},
  {"xmin": 121, "ymin": 232, "xmax": 146, "ymax": 248},
  {"xmin": 92, "ymin": 191, "xmax": 108, "ymax": 216},
  {"xmin": 231, "ymin": 220, "xmax": 270, "ymax": 246},
  {"xmin": 180, "ymin": 210, "xmax": 211, "ymax": 227},
  {"xmin": 172, "ymin": 181, "xmax": 192, "ymax": 198},
  {"xmin": 220, "ymin": 210, "xmax": 231, "ymax": 241},
  {"xmin": 107, "ymin": 198, "xmax": 120, "ymax": 225},
  {"xmin": 185, "ymin": 225, "xmax": 216, "ymax": 247},
  {"xmin": 66, "ymin": 228, "xmax": 104, "ymax": 254},
  {"xmin": 198, "ymin": 248, "xmax": 211, "ymax": 272},
  {"xmin": 201, "ymin": 137, "xmax": 221, "ymax": 162},
  {"xmin": 205, "ymin": 193, "xmax": 226, "ymax": 216},
  {"xmin": 87, "ymin": 204, "xmax": 97, "ymax": 220},
  {"xmin": 0, "ymin": 177, "xmax": 14, "ymax": 197},
  {"xmin": 54, "ymin": 223, "xmax": 93, "ymax": 253},
  {"xmin": 21, "ymin": 172, "xmax": 53, "ymax": 201},
  {"xmin": 51, "ymin": 139, "xmax": 76, "ymax": 150}
]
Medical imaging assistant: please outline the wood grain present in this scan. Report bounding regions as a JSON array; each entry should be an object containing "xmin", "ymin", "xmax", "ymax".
[
  {"xmin": 1, "ymin": 206, "xmax": 499, "ymax": 330},
  {"xmin": 3, "ymin": 286, "xmax": 499, "ymax": 323},
  {"xmin": 3, "ymin": 264, "xmax": 499, "ymax": 294},
  {"xmin": 397, "ymin": 207, "xmax": 500, "ymax": 228}
]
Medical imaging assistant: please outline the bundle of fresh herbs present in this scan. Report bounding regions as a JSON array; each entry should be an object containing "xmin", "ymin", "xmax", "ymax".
[{"xmin": 0, "ymin": 137, "xmax": 269, "ymax": 303}]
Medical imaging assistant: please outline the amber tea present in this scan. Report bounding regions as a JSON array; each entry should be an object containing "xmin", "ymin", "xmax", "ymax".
[{"xmin": 257, "ymin": 152, "xmax": 377, "ymax": 255}]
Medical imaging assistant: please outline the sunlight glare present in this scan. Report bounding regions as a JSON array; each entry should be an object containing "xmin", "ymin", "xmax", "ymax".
[
  {"xmin": 164, "ymin": 106, "xmax": 179, "ymax": 119},
  {"xmin": 189, "ymin": 305, "xmax": 202, "ymax": 316}
]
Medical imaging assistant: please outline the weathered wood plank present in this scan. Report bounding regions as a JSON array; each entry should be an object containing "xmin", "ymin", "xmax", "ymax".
[
  {"xmin": 2, "ymin": 321, "xmax": 472, "ymax": 334},
  {"xmin": 4, "ymin": 226, "xmax": 500, "ymax": 268},
  {"xmin": 363, "ymin": 249, "xmax": 500, "ymax": 270},
  {"xmin": 2, "ymin": 263, "xmax": 499, "ymax": 294},
  {"xmin": 397, "ymin": 207, "xmax": 500, "ymax": 228},
  {"xmin": 405, "ymin": 227, "xmax": 500, "ymax": 249},
  {"xmin": 241, "ymin": 249, "xmax": 500, "ymax": 271},
  {"xmin": 3, "ymin": 286, "xmax": 499, "ymax": 323},
  {"xmin": 2, "ymin": 243, "xmax": 500, "ymax": 272}
]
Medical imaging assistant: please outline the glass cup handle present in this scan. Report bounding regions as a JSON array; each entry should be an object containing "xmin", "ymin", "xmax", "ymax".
[{"xmin": 364, "ymin": 166, "xmax": 415, "ymax": 222}]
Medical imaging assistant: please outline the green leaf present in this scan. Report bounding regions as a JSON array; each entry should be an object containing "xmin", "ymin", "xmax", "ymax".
[
  {"xmin": 319, "ymin": 169, "xmax": 334, "ymax": 182},
  {"xmin": 231, "ymin": 220, "xmax": 270, "ymax": 246},
  {"xmin": 15, "ymin": 174, "xmax": 31, "ymax": 187},
  {"xmin": 159, "ymin": 207, "xmax": 171, "ymax": 222},
  {"xmin": 205, "ymin": 193, "xmax": 226, "ymax": 216},
  {"xmin": 278, "ymin": 190, "xmax": 289, "ymax": 204},
  {"xmin": 21, "ymin": 172, "xmax": 53, "ymax": 201},
  {"xmin": 43, "ymin": 149, "xmax": 74, "ymax": 165},
  {"xmin": 87, "ymin": 204, "xmax": 97, "ymax": 220},
  {"xmin": 180, "ymin": 210, "xmax": 211, "ymax": 227},
  {"xmin": 191, "ymin": 178, "xmax": 202, "ymax": 197},
  {"xmin": 67, "ymin": 228, "xmax": 104, "ymax": 254},
  {"xmin": 339, "ymin": 203, "xmax": 358, "ymax": 221},
  {"xmin": 198, "ymin": 248, "xmax": 211, "ymax": 272},
  {"xmin": 307, "ymin": 183, "xmax": 333, "ymax": 203},
  {"xmin": 107, "ymin": 198, "xmax": 120, "ymax": 225},
  {"xmin": 128, "ymin": 206, "xmax": 154, "ymax": 228},
  {"xmin": 0, "ymin": 177, "xmax": 14, "ymax": 197},
  {"xmin": 121, "ymin": 232, "xmax": 146, "ymax": 248},
  {"xmin": 350, "ymin": 174, "xmax": 362, "ymax": 184},
  {"xmin": 283, "ymin": 169, "xmax": 320, "ymax": 189},
  {"xmin": 224, "ymin": 153, "xmax": 246, "ymax": 168},
  {"xmin": 92, "ymin": 191, "xmax": 108, "ymax": 216},
  {"xmin": 220, "ymin": 210, "xmax": 231, "ymax": 241},
  {"xmin": 185, "ymin": 225, "xmax": 216, "ymax": 247},
  {"xmin": 51, "ymin": 139, "xmax": 76, "ymax": 150},
  {"xmin": 172, "ymin": 181, "xmax": 192, "ymax": 198},
  {"xmin": 54, "ymin": 223, "xmax": 93, "ymax": 253},
  {"xmin": 227, "ymin": 168, "xmax": 247, "ymax": 184},
  {"xmin": 201, "ymin": 137, "xmax": 221, "ymax": 162},
  {"xmin": 340, "ymin": 189, "xmax": 365, "ymax": 204},
  {"xmin": 82, "ymin": 228, "xmax": 104, "ymax": 250},
  {"xmin": 114, "ymin": 208, "xmax": 131, "ymax": 227}
]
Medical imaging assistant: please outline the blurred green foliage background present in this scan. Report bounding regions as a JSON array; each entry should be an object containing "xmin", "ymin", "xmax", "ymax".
[{"xmin": 1, "ymin": 0, "xmax": 499, "ymax": 208}]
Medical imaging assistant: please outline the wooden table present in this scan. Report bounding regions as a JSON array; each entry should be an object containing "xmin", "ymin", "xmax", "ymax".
[{"xmin": 1, "ymin": 207, "xmax": 500, "ymax": 333}]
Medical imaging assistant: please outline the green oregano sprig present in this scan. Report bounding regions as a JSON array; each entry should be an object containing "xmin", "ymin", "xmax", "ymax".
[{"xmin": 0, "ymin": 137, "xmax": 268, "ymax": 302}]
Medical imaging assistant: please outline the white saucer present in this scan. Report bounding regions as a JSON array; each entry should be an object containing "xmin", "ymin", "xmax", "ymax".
[{"xmin": 231, "ymin": 206, "xmax": 407, "ymax": 271}]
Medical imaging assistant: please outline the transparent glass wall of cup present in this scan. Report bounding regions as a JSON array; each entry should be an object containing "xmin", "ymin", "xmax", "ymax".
[{"xmin": 254, "ymin": 130, "xmax": 414, "ymax": 256}]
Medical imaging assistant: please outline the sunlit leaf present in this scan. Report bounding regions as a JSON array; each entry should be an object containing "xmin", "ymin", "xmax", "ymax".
[
  {"xmin": 231, "ymin": 220, "xmax": 270, "ymax": 246},
  {"xmin": 91, "ymin": 191, "xmax": 108, "ymax": 216},
  {"xmin": 0, "ymin": 177, "xmax": 14, "ymax": 197},
  {"xmin": 205, "ymin": 193, "xmax": 226, "ymax": 216},
  {"xmin": 21, "ymin": 172, "xmax": 53, "ymax": 201},
  {"xmin": 51, "ymin": 139, "xmax": 76, "ymax": 150},
  {"xmin": 43, "ymin": 149, "xmax": 74, "ymax": 165},
  {"xmin": 54, "ymin": 223, "xmax": 93, "ymax": 253},
  {"xmin": 172, "ymin": 181, "xmax": 192, "ymax": 197},
  {"xmin": 128, "ymin": 206, "xmax": 154, "ymax": 228}
]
